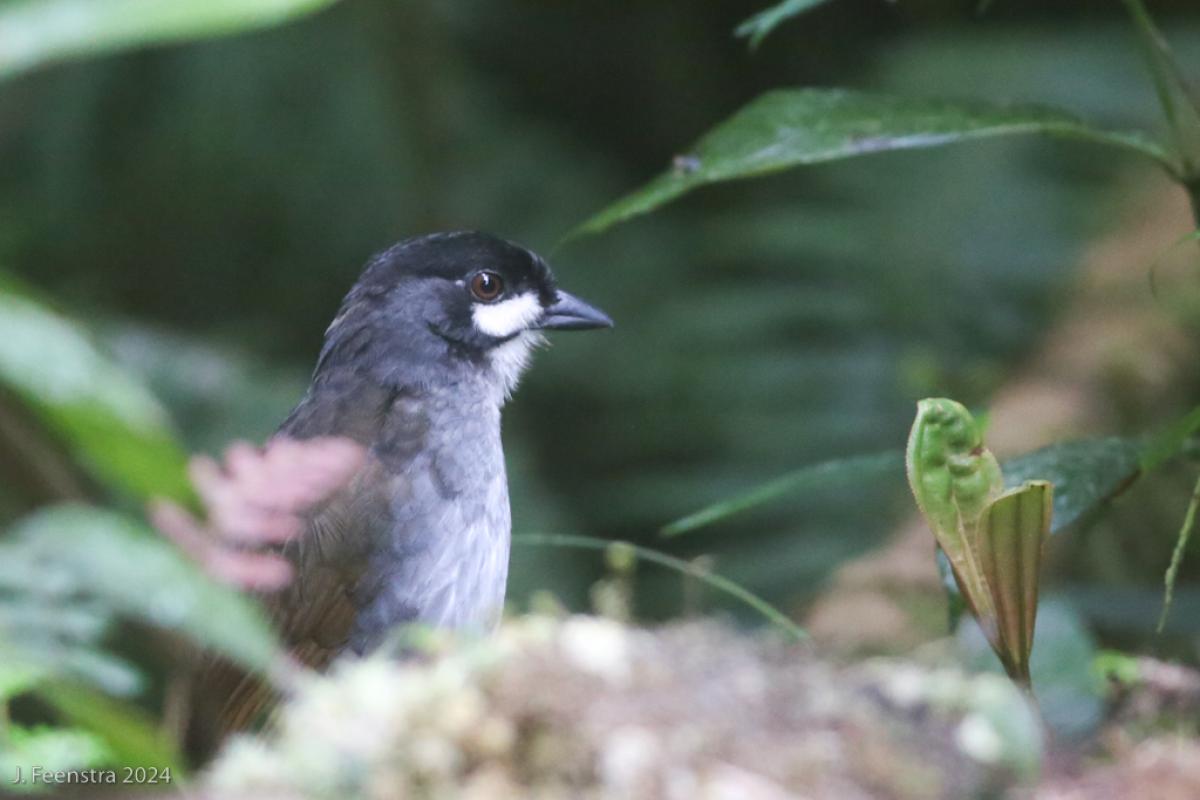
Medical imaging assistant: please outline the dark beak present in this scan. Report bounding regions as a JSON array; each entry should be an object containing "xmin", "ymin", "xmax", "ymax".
[{"xmin": 537, "ymin": 290, "xmax": 613, "ymax": 331}]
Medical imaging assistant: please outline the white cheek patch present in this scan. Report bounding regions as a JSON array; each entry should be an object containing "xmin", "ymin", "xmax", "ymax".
[{"xmin": 471, "ymin": 292, "xmax": 543, "ymax": 338}]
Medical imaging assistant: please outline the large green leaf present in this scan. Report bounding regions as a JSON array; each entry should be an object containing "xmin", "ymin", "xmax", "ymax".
[
  {"xmin": 1002, "ymin": 438, "xmax": 1142, "ymax": 534},
  {"xmin": 0, "ymin": 283, "xmax": 191, "ymax": 501},
  {"xmin": 2, "ymin": 505, "xmax": 280, "ymax": 676},
  {"xmin": 735, "ymin": 0, "xmax": 835, "ymax": 50},
  {"xmin": 0, "ymin": 0, "xmax": 341, "ymax": 81},
  {"xmin": 569, "ymin": 89, "xmax": 1176, "ymax": 238},
  {"xmin": 663, "ymin": 435, "xmax": 1147, "ymax": 548}
]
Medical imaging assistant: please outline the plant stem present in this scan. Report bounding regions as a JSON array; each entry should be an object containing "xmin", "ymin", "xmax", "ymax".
[
  {"xmin": 1121, "ymin": 0, "xmax": 1200, "ymax": 176},
  {"xmin": 1156, "ymin": 471, "xmax": 1200, "ymax": 634},
  {"xmin": 1187, "ymin": 180, "xmax": 1200, "ymax": 229},
  {"xmin": 514, "ymin": 532, "xmax": 807, "ymax": 641}
]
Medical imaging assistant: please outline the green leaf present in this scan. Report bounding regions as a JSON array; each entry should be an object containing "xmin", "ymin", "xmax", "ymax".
[
  {"xmin": 734, "ymin": 0, "xmax": 834, "ymax": 50},
  {"xmin": 35, "ymin": 682, "xmax": 186, "ymax": 774},
  {"xmin": 906, "ymin": 398, "xmax": 1003, "ymax": 627},
  {"xmin": 568, "ymin": 89, "xmax": 1176, "ymax": 239},
  {"xmin": 0, "ymin": 726, "xmax": 110, "ymax": 786},
  {"xmin": 660, "ymin": 450, "xmax": 903, "ymax": 536},
  {"xmin": 514, "ymin": 532, "xmax": 807, "ymax": 641},
  {"xmin": 1002, "ymin": 438, "xmax": 1142, "ymax": 533},
  {"xmin": 3, "ymin": 505, "xmax": 280, "ymax": 676},
  {"xmin": 908, "ymin": 399, "xmax": 1059, "ymax": 689},
  {"xmin": 0, "ymin": 284, "xmax": 191, "ymax": 501},
  {"xmin": 976, "ymin": 482, "xmax": 1052, "ymax": 687},
  {"xmin": 0, "ymin": 658, "xmax": 45, "ymax": 702},
  {"xmin": 0, "ymin": 0, "xmax": 341, "ymax": 81}
]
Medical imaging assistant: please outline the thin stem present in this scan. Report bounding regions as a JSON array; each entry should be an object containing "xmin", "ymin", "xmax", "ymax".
[
  {"xmin": 1121, "ymin": 0, "xmax": 1200, "ymax": 175},
  {"xmin": 1156, "ymin": 471, "xmax": 1200, "ymax": 634},
  {"xmin": 1187, "ymin": 180, "xmax": 1200, "ymax": 229},
  {"xmin": 514, "ymin": 532, "xmax": 808, "ymax": 641}
]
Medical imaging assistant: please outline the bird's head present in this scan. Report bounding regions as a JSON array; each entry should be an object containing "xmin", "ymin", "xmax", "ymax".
[{"xmin": 317, "ymin": 231, "xmax": 612, "ymax": 400}]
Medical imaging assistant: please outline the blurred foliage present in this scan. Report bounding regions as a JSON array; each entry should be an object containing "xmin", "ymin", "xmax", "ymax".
[
  {"xmin": 2, "ymin": 505, "xmax": 279, "ymax": 676},
  {"xmin": 0, "ymin": 0, "xmax": 1198, "ymax": 779},
  {"xmin": 0, "ymin": 0, "xmax": 341, "ymax": 80},
  {"xmin": 736, "ymin": 0, "xmax": 835, "ymax": 50},
  {"xmin": 958, "ymin": 599, "xmax": 1104, "ymax": 741},
  {"xmin": 0, "ymin": 277, "xmax": 190, "ymax": 504},
  {"xmin": 0, "ymin": 504, "xmax": 279, "ymax": 779}
]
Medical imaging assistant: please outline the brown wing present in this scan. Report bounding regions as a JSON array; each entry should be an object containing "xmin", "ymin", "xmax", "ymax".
[
  {"xmin": 186, "ymin": 374, "xmax": 423, "ymax": 759},
  {"xmin": 191, "ymin": 476, "xmax": 384, "ymax": 745},
  {"xmin": 267, "ymin": 456, "xmax": 399, "ymax": 668}
]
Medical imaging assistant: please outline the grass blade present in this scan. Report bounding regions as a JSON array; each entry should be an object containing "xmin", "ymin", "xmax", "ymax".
[
  {"xmin": 1121, "ymin": 0, "xmax": 1200, "ymax": 174},
  {"xmin": 513, "ymin": 532, "xmax": 807, "ymax": 641},
  {"xmin": 735, "ymin": 0, "xmax": 834, "ymax": 50},
  {"xmin": 1157, "ymin": 472, "xmax": 1200, "ymax": 634},
  {"xmin": 661, "ymin": 450, "xmax": 903, "ymax": 536}
]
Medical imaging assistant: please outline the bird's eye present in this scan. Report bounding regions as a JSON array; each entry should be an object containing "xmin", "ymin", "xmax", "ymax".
[{"xmin": 469, "ymin": 271, "xmax": 504, "ymax": 302}]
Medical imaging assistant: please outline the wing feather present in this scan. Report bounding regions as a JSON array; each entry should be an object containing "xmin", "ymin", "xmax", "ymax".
[{"xmin": 187, "ymin": 371, "xmax": 428, "ymax": 758}]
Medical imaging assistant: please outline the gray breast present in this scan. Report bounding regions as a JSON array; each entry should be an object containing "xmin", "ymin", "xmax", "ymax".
[{"xmin": 346, "ymin": 382, "xmax": 511, "ymax": 654}]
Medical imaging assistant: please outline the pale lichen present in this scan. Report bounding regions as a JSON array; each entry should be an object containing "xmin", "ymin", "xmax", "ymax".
[{"xmin": 207, "ymin": 615, "xmax": 1043, "ymax": 800}]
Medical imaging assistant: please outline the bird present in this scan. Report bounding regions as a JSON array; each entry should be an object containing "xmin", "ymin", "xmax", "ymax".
[{"xmin": 188, "ymin": 230, "xmax": 611, "ymax": 752}]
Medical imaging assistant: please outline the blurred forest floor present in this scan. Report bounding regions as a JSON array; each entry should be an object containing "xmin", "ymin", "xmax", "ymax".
[{"xmin": 198, "ymin": 615, "xmax": 1200, "ymax": 800}]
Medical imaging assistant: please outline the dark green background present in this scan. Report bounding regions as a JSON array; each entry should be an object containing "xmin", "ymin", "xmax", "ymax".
[{"xmin": 2, "ymin": 0, "xmax": 1197, "ymax": 628}]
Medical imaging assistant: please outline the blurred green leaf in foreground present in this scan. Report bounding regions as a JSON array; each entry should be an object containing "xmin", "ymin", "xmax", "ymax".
[
  {"xmin": 0, "ymin": 277, "xmax": 191, "ymax": 502},
  {"xmin": 0, "ymin": 0, "xmax": 341, "ymax": 81},
  {"xmin": 0, "ymin": 504, "xmax": 281, "ymax": 685},
  {"xmin": 0, "ymin": 504, "xmax": 283, "ymax": 779}
]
